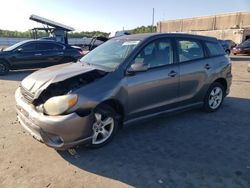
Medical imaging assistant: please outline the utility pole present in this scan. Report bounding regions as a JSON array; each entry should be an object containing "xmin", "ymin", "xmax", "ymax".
[{"xmin": 152, "ymin": 8, "xmax": 155, "ymax": 32}]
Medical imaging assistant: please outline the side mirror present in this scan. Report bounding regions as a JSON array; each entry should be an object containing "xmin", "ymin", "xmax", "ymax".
[
  {"xmin": 127, "ymin": 63, "xmax": 148, "ymax": 75},
  {"xmin": 17, "ymin": 48, "xmax": 23, "ymax": 53}
]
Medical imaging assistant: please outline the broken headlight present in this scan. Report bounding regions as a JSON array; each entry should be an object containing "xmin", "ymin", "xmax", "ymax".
[{"xmin": 43, "ymin": 94, "xmax": 78, "ymax": 116}]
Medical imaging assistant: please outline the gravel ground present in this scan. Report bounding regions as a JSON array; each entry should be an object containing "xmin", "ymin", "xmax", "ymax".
[{"xmin": 0, "ymin": 56, "xmax": 250, "ymax": 188}]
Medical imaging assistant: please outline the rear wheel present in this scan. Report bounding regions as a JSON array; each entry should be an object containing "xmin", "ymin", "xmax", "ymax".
[
  {"xmin": 89, "ymin": 105, "xmax": 119, "ymax": 148},
  {"xmin": 0, "ymin": 61, "xmax": 9, "ymax": 75},
  {"xmin": 203, "ymin": 82, "xmax": 225, "ymax": 112}
]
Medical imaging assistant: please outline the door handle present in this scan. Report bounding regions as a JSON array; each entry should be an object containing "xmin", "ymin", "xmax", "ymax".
[
  {"xmin": 168, "ymin": 70, "xmax": 177, "ymax": 77},
  {"xmin": 34, "ymin": 53, "xmax": 42, "ymax": 56},
  {"xmin": 204, "ymin": 64, "xmax": 211, "ymax": 70}
]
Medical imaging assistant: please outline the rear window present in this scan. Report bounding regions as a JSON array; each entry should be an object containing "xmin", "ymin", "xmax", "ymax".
[{"xmin": 205, "ymin": 42, "xmax": 225, "ymax": 56}]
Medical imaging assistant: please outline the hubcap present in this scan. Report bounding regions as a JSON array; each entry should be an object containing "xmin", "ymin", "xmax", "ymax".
[
  {"xmin": 208, "ymin": 87, "xmax": 223, "ymax": 109},
  {"xmin": 92, "ymin": 112, "xmax": 114, "ymax": 145}
]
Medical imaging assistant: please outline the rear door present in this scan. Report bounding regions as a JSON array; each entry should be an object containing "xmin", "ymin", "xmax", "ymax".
[
  {"xmin": 36, "ymin": 42, "xmax": 65, "ymax": 66},
  {"xmin": 126, "ymin": 37, "xmax": 180, "ymax": 119},
  {"xmin": 177, "ymin": 38, "xmax": 211, "ymax": 103}
]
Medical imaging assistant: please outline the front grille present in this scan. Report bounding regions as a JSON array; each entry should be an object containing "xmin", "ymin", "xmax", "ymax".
[{"xmin": 20, "ymin": 85, "xmax": 34, "ymax": 104}]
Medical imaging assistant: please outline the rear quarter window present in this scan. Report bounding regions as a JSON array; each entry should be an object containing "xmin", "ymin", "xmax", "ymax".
[{"xmin": 205, "ymin": 42, "xmax": 225, "ymax": 56}]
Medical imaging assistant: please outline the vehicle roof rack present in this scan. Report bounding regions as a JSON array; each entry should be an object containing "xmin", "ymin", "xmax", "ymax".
[{"xmin": 29, "ymin": 14, "xmax": 74, "ymax": 31}]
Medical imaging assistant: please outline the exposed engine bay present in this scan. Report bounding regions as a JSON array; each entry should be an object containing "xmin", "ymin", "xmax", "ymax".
[{"xmin": 32, "ymin": 70, "xmax": 108, "ymax": 106}]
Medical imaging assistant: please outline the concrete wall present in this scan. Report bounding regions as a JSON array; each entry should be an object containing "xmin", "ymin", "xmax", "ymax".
[
  {"xmin": 181, "ymin": 28, "xmax": 250, "ymax": 44},
  {"xmin": 157, "ymin": 11, "xmax": 250, "ymax": 32},
  {"xmin": 184, "ymin": 29, "xmax": 249, "ymax": 44},
  {"xmin": 241, "ymin": 12, "xmax": 250, "ymax": 28}
]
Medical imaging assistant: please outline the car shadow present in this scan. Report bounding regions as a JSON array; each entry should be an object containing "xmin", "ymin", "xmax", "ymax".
[
  {"xmin": 0, "ymin": 69, "xmax": 36, "ymax": 81},
  {"xmin": 230, "ymin": 55, "xmax": 250, "ymax": 61},
  {"xmin": 58, "ymin": 97, "xmax": 250, "ymax": 187}
]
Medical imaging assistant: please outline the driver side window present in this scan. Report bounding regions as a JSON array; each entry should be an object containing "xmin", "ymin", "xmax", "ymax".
[{"xmin": 134, "ymin": 38, "xmax": 173, "ymax": 68}]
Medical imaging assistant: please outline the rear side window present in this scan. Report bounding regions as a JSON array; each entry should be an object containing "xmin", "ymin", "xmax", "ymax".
[
  {"xmin": 177, "ymin": 40, "xmax": 204, "ymax": 62},
  {"xmin": 205, "ymin": 42, "xmax": 225, "ymax": 56}
]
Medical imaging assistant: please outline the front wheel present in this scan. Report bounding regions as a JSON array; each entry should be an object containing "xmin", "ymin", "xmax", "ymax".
[
  {"xmin": 89, "ymin": 105, "xmax": 119, "ymax": 148},
  {"xmin": 203, "ymin": 82, "xmax": 225, "ymax": 112},
  {"xmin": 0, "ymin": 61, "xmax": 9, "ymax": 75}
]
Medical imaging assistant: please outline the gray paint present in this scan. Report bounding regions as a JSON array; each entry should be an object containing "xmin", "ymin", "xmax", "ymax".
[{"xmin": 15, "ymin": 33, "xmax": 232, "ymax": 149}]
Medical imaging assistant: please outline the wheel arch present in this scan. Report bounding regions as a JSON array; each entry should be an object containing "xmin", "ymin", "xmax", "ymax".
[
  {"xmin": 98, "ymin": 99, "xmax": 125, "ymax": 122},
  {"xmin": 213, "ymin": 78, "xmax": 227, "ymax": 91}
]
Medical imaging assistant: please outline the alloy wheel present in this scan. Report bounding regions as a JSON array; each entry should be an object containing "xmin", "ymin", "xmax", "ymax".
[
  {"xmin": 208, "ymin": 87, "xmax": 223, "ymax": 109},
  {"xmin": 92, "ymin": 112, "xmax": 114, "ymax": 145}
]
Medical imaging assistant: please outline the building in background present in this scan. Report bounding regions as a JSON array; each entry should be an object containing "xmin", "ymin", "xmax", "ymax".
[{"xmin": 157, "ymin": 11, "xmax": 250, "ymax": 44}]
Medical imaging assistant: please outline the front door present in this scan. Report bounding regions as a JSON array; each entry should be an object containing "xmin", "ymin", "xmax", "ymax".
[
  {"xmin": 35, "ymin": 42, "xmax": 65, "ymax": 67},
  {"xmin": 10, "ymin": 42, "xmax": 42, "ymax": 67},
  {"xmin": 125, "ymin": 38, "xmax": 180, "ymax": 119}
]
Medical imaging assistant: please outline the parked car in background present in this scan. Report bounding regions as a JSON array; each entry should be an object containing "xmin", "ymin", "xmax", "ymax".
[
  {"xmin": 232, "ymin": 40, "xmax": 250, "ymax": 55},
  {"xmin": 225, "ymin": 40, "xmax": 237, "ymax": 49},
  {"xmin": 218, "ymin": 40, "xmax": 231, "ymax": 55},
  {"xmin": 15, "ymin": 33, "xmax": 232, "ymax": 149},
  {"xmin": 82, "ymin": 36, "xmax": 109, "ymax": 55},
  {"xmin": 0, "ymin": 39, "xmax": 83, "ymax": 75}
]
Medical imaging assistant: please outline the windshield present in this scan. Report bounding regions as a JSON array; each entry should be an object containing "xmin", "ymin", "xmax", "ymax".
[
  {"xmin": 3, "ymin": 40, "xmax": 28, "ymax": 51},
  {"xmin": 80, "ymin": 39, "xmax": 140, "ymax": 69},
  {"xmin": 239, "ymin": 40, "xmax": 250, "ymax": 47}
]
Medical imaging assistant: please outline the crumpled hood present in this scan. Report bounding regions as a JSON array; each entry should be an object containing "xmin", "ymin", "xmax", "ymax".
[{"xmin": 21, "ymin": 62, "xmax": 96, "ymax": 94}]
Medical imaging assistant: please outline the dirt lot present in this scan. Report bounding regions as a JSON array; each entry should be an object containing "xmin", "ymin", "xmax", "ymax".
[{"xmin": 0, "ymin": 56, "xmax": 250, "ymax": 188}]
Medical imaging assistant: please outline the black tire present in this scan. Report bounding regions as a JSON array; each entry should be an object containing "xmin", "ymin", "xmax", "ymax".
[
  {"xmin": 88, "ymin": 104, "xmax": 119, "ymax": 148},
  {"xmin": 233, "ymin": 53, "xmax": 237, "ymax": 56},
  {"xmin": 0, "ymin": 61, "xmax": 10, "ymax": 75},
  {"xmin": 203, "ymin": 82, "xmax": 225, "ymax": 112}
]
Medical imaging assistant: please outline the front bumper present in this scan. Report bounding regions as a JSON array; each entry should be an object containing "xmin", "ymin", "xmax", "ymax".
[{"xmin": 15, "ymin": 88, "xmax": 94, "ymax": 149}]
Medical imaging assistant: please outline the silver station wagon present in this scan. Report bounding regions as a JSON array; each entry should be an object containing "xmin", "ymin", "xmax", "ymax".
[{"xmin": 15, "ymin": 33, "xmax": 232, "ymax": 149}]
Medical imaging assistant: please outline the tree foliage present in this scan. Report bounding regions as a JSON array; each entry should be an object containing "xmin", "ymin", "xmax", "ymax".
[
  {"xmin": 127, "ymin": 25, "xmax": 157, "ymax": 34},
  {"xmin": 0, "ymin": 25, "xmax": 156, "ymax": 38},
  {"xmin": 68, "ymin": 31, "xmax": 110, "ymax": 38}
]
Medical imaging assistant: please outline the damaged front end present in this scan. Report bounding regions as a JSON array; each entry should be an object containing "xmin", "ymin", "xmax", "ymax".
[
  {"xmin": 21, "ymin": 68, "xmax": 107, "ymax": 114},
  {"xmin": 15, "ymin": 63, "xmax": 109, "ymax": 149}
]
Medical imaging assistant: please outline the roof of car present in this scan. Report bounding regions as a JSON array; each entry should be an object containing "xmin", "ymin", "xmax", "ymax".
[
  {"xmin": 116, "ymin": 33, "xmax": 218, "ymax": 42},
  {"xmin": 22, "ymin": 39, "xmax": 63, "ymax": 44}
]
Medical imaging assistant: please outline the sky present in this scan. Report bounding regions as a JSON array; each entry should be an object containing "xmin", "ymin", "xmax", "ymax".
[{"xmin": 0, "ymin": 0, "xmax": 249, "ymax": 33}]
